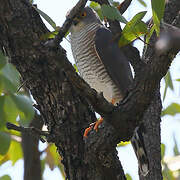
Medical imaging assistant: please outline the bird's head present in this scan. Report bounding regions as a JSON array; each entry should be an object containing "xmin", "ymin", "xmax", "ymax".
[{"xmin": 69, "ymin": 7, "xmax": 101, "ymax": 33}]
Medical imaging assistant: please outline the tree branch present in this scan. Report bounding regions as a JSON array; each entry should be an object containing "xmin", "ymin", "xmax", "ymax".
[
  {"xmin": 156, "ymin": 23, "xmax": 180, "ymax": 55},
  {"xmin": 21, "ymin": 113, "xmax": 44, "ymax": 180},
  {"xmin": 6, "ymin": 122, "xmax": 47, "ymax": 143},
  {"xmin": 139, "ymin": 1, "xmax": 180, "ymax": 179},
  {"xmin": 118, "ymin": 0, "xmax": 132, "ymax": 14},
  {"xmin": 164, "ymin": 0, "xmax": 180, "ymax": 24},
  {"xmin": 52, "ymin": 0, "xmax": 87, "ymax": 46},
  {"xmin": 0, "ymin": 1, "xmax": 124, "ymax": 179}
]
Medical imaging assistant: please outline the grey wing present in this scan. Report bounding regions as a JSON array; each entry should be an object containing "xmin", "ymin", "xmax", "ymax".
[{"xmin": 94, "ymin": 27, "xmax": 133, "ymax": 96}]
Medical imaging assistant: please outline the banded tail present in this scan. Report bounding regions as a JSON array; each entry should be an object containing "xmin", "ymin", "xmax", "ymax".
[{"xmin": 131, "ymin": 125, "xmax": 149, "ymax": 176}]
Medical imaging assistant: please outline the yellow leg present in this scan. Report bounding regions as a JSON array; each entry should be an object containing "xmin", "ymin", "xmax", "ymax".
[
  {"xmin": 83, "ymin": 99, "xmax": 115, "ymax": 137},
  {"xmin": 84, "ymin": 126, "xmax": 93, "ymax": 137},
  {"xmin": 94, "ymin": 117, "xmax": 103, "ymax": 131},
  {"xmin": 111, "ymin": 98, "xmax": 115, "ymax": 105}
]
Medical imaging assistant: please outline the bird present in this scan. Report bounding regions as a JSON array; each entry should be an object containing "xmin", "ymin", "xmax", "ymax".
[{"xmin": 69, "ymin": 7, "xmax": 149, "ymax": 176}]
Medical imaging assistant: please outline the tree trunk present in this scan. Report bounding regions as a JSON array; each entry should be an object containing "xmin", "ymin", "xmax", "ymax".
[{"xmin": 21, "ymin": 113, "xmax": 43, "ymax": 180}]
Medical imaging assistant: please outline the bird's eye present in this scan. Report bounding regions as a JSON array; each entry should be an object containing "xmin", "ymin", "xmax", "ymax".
[{"xmin": 80, "ymin": 12, "xmax": 87, "ymax": 17}]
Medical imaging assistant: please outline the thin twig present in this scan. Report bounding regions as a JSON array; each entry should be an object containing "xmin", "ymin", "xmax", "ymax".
[
  {"xmin": 118, "ymin": 0, "xmax": 132, "ymax": 14},
  {"xmin": 6, "ymin": 122, "xmax": 48, "ymax": 143},
  {"xmin": 49, "ymin": 0, "xmax": 87, "ymax": 47},
  {"xmin": 17, "ymin": 78, "xmax": 29, "ymax": 92},
  {"xmin": 137, "ymin": 36, "xmax": 152, "ymax": 47}
]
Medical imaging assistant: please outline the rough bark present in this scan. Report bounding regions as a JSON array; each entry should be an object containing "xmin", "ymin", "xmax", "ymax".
[
  {"xmin": 0, "ymin": 1, "xmax": 125, "ymax": 179},
  {"xmin": 139, "ymin": 1, "xmax": 180, "ymax": 179},
  {"xmin": 0, "ymin": 0, "xmax": 179, "ymax": 180},
  {"xmin": 21, "ymin": 113, "xmax": 43, "ymax": 180}
]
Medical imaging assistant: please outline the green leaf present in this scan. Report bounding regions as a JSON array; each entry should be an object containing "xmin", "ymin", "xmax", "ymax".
[
  {"xmin": 151, "ymin": 0, "xmax": 165, "ymax": 35},
  {"xmin": 0, "ymin": 175, "xmax": 11, "ymax": 180},
  {"xmin": 162, "ymin": 163, "xmax": 174, "ymax": 179},
  {"xmin": 0, "ymin": 63, "xmax": 20, "ymax": 93},
  {"xmin": 10, "ymin": 94, "xmax": 34, "ymax": 126},
  {"xmin": 48, "ymin": 144, "xmax": 60, "ymax": 166},
  {"xmin": 145, "ymin": 24, "xmax": 156, "ymax": 43},
  {"xmin": 161, "ymin": 103, "xmax": 180, "ymax": 117},
  {"xmin": 167, "ymin": 72, "xmax": 173, "ymax": 88},
  {"xmin": 101, "ymin": 4, "xmax": 128, "ymax": 24},
  {"xmin": 73, "ymin": 64, "xmax": 78, "ymax": 73},
  {"xmin": 90, "ymin": 1, "xmax": 100, "ymax": 8},
  {"xmin": 173, "ymin": 135, "xmax": 180, "ymax": 156},
  {"xmin": 8, "ymin": 140, "xmax": 23, "ymax": 165},
  {"xmin": 0, "ymin": 96, "xmax": 6, "ymax": 129},
  {"xmin": 3, "ymin": 95, "xmax": 19, "ymax": 124},
  {"xmin": 90, "ymin": 2, "xmax": 103, "ymax": 20},
  {"xmin": 58, "ymin": 163, "xmax": 66, "ymax": 178},
  {"xmin": 176, "ymin": 78, "xmax": 180, "ymax": 82},
  {"xmin": 0, "ymin": 52, "xmax": 7, "ymax": 70},
  {"xmin": 126, "ymin": 173, "xmax": 132, "ymax": 180},
  {"xmin": 41, "ymin": 30, "xmax": 59, "ymax": 40},
  {"xmin": 41, "ymin": 158, "xmax": 46, "ymax": 175},
  {"xmin": 0, "ymin": 94, "xmax": 34, "ymax": 128},
  {"xmin": 117, "ymin": 141, "xmax": 130, "ymax": 147},
  {"xmin": 163, "ymin": 71, "xmax": 174, "ymax": 100},
  {"xmin": 45, "ymin": 144, "xmax": 60, "ymax": 170},
  {"xmin": 35, "ymin": 8, "xmax": 56, "ymax": 30},
  {"xmin": 137, "ymin": 0, "xmax": 147, "ymax": 7},
  {"xmin": 161, "ymin": 143, "xmax": 165, "ymax": 159},
  {"xmin": 0, "ymin": 132, "xmax": 11, "ymax": 155},
  {"xmin": 0, "ymin": 153, "xmax": 9, "ymax": 165},
  {"xmin": 118, "ymin": 11, "xmax": 147, "ymax": 47}
]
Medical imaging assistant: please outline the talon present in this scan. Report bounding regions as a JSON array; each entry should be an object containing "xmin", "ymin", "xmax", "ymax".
[
  {"xmin": 84, "ymin": 117, "xmax": 104, "ymax": 137},
  {"xmin": 83, "ymin": 126, "xmax": 93, "ymax": 137},
  {"xmin": 94, "ymin": 117, "xmax": 103, "ymax": 132}
]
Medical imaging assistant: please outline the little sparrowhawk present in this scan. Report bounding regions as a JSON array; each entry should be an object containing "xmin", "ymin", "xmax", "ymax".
[{"xmin": 69, "ymin": 7, "xmax": 149, "ymax": 176}]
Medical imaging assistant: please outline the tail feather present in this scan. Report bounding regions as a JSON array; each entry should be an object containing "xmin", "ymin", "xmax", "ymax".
[{"xmin": 131, "ymin": 126, "xmax": 149, "ymax": 176}]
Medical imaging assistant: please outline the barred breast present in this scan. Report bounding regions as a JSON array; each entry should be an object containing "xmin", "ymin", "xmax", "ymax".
[{"xmin": 70, "ymin": 23, "xmax": 123, "ymax": 104}]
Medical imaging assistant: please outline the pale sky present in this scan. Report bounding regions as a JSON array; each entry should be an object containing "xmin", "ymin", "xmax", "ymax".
[{"xmin": 0, "ymin": 0, "xmax": 180, "ymax": 180}]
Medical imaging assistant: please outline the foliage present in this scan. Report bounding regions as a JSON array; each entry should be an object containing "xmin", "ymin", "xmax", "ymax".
[
  {"xmin": 101, "ymin": 4, "xmax": 127, "ymax": 24},
  {"xmin": 98, "ymin": 1, "xmax": 180, "ymax": 179},
  {"xmin": 137, "ymin": 0, "xmax": 147, "ymax": 7},
  {"xmin": 126, "ymin": 173, "xmax": 132, "ymax": 180},
  {"xmin": 163, "ymin": 71, "xmax": 174, "ymax": 101},
  {"xmin": 0, "ymin": 132, "xmax": 10, "ymax": 155},
  {"xmin": 118, "ymin": 11, "xmax": 148, "ymax": 47},
  {"xmin": 161, "ymin": 103, "xmax": 180, "ymax": 117},
  {"xmin": 161, "ymin": 138, "xmax": 180, "ymax": 179},
  {"xmin": 0, "ymin": 175, "xmax": 11, "ymax": 180},
  {"xmin": 151, "ymin": 0, "xmax": 165, "ymax": 35},
  {"xmin": 0, "ymin": 53, "xmax": 35, "ymax": 131},
  {"xmin": 35, "ymin": 7, "xmax": 56, "ymax": 30},
  {"xmin": 117, "ymin": 141, "xmax": 130, "ymax": 147},
  {"xmin": 0, "ymin": 52, "xmax": 34, "ymax": 171},
  {"xmin": 90, "ymin": 2, "xmax": 103, "ymax": 20},
  {"xmin": 0, "ymin": 51, "xmax": 65, "ymax": 178}
]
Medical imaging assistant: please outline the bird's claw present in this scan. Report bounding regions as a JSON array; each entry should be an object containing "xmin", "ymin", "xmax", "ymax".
[{"xmin": 83, "ymin": 118, "xmax": 103, "ymax": 137}]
